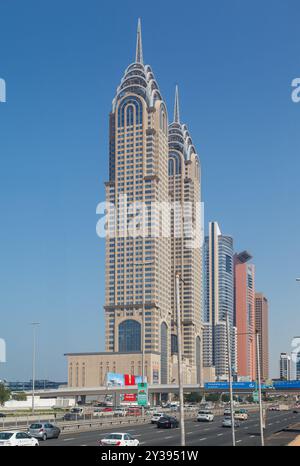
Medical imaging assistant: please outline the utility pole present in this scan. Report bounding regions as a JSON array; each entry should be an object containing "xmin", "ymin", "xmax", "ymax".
[
  {"xmin": 175, "ymin": 273, "xmax": 185, "ymax": 446},
  {"xmin": 31, "ymin": 322, "xmax": 40, "ymax": 414},
  {"xmin": 256, "ymin": 331, "xmax": 265, "ymax": 446},
  {"xmin": 226, "ymin": 313, "xmax": 236, "ymax": 446}
]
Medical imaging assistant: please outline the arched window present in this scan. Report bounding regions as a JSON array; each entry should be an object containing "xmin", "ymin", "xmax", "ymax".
[
  {"xmin": 118, "ymin": 319, "xmax": 141, "ymax": 352},
  {"xmin": 169, "ymin": 152, "xmax": 181, "ymax": 175},
  {"xmin": 117, "ymin": 96, "xmax": 143, "ymax": 127},
  {"xmin": 160, "ymin": 322, "xmax": 168, "ymax": 384},
  {"xmin": 126, "ymin": 105, "xmax": 134, "ymax": 126},
  {"xmin": 160, "ymin": 105, "xmax": 167, "ymax": 134}
]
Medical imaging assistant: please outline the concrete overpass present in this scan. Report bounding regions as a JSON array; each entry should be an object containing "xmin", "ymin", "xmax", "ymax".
[{"xmin": 25, "ymin": 383, "xmax": 300, "ymax": 404}]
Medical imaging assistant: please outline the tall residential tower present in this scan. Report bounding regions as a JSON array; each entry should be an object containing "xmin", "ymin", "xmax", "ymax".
[
  {"xmin": 168, "ymin": 86, "xmax": 203, "ymax": 384},
  {"xmin": 104, "ymin": 19, "xmax": 171, "ymax": 383}
]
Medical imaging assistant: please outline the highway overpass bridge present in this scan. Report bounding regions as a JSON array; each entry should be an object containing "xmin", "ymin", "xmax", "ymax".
[{"xmin": 25, "ymin": 382, "xmax": 300, "ymax": 405}]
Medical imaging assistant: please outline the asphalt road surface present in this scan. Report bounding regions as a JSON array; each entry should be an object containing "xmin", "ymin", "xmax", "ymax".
[{"xmin": 39, "ymin": 410, "xmax": 300, "ymax": 446}]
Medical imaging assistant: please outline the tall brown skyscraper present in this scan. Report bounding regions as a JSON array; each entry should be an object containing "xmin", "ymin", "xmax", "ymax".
[
  {"xmin": 255, "ymin": 293, "xmax": 269, "ymax": 380},
  {"xmin": 234, "ymin": 251, "xmax": 256, "ymax": 380}
]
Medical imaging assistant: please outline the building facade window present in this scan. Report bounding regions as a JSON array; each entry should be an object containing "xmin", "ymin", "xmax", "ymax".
[{"xmin": 118, "ymin": 319, "xmax": 141, "ymax": 352}]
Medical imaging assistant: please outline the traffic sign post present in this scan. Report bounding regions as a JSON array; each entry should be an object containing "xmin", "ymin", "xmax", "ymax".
[{"xmin": 137, "ymin": 382, "xmax": 148, "ymax": 407}]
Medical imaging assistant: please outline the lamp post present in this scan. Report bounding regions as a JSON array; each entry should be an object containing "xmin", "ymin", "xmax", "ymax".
[
  {"xmin": 226, "ymin": 313, "xmax": 236, "ymax": 446},
  {"xmin": 30, "ymin": 322, "xmax": 40, "ymax": 414},
  {"xmin": 134, "ymin": 260, "xmax": 153, "ymax": 414},
  {"xmin": 175, "ymin": 273, "xmax": 185, "ymax": 446},
  {"xmin": 256, "ymin": 331, "xmax": 265, "ymax": 446}
]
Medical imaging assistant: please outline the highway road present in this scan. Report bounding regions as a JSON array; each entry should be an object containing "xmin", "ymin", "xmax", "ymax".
[{"xmin": 39, "ymin": 410, "xmax": 300, "ymax": 446}]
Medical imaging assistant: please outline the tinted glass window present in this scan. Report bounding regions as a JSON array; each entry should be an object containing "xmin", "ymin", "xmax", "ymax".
[
  {"xmin": 118, "ymin": 320, "xmax": 141, "ymax": 352},
  {"xmin": 0, "ymin": 433, "xmax": 13, "ymax": 440},
  {"xmin": 106, "ymin": 434, "xmax": 122, "ymax": 440}
]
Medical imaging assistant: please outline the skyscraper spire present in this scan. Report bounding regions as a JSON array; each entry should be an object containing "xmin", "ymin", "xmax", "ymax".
[
  {"xmin": 174, "ymin": 85, "xmax": 180, "ymax": 123},
  {"xmin": 135, "ymin": 18, "xmax": 143, "ymax": 64}
]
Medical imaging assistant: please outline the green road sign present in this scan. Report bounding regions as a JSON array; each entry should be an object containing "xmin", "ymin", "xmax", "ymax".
[{"xmin": 137, "ymin": 382, "xmax": 148, "ymax": 406}]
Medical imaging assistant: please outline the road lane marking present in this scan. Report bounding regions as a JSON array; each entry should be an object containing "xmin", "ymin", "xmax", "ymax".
[
  {"xmin": 250, "ymin": 435, "xmax": 255, "ymax": 438},
  {"xmin": 63, "ymin": 438, "xmax": 75, "ymax": 441},
  {"xmin": 199, "ymin": 438, "xmax": 207, "ymax": 441},
  {"xmin": 217, "ymin": 433, "xmax": 223, "ymax": 437},
  {"xmin": 236, "ymin": 440, "xmax": 242, "ymax": 443}
]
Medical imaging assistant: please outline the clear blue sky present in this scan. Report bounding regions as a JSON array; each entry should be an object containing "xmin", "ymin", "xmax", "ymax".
[{"xmin": 0, "ymin": 0, "xmax": 299, "ymax": 381}]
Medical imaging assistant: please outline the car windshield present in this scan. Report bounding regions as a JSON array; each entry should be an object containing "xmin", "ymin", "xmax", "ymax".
[
  {"xmin": 105, "ymin": 434, "xmax": 122, "ymax": 440},
  {"xmin": 0, "ymin": 433, "xmax": 13, "ymax": 440},
  {"xmin": 30, "ymin": 424, "xmax": 42, "ymax": 429}
]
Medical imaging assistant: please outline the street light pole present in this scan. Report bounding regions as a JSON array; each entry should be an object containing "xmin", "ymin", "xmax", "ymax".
[
  {"xmin": 175, "ymin": 273, "xmax": 185, "ymax": 446},
  {"xmin": 256, "ymin": 331, "xmax": 265, "ymax": 446},
  {"xmin": 31, "ymin": 322, "xmax": 40, "ymax": 414},
  {"xmin": 226, "ymin": 312, "xmax": 236, "ymax": 446},
  {"xmin": 134, "ymin": 260, "xmax": 153, "ymax": 414}
]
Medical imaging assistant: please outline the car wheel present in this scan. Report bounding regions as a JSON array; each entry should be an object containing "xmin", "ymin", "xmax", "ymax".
[{"xmin": 42, "ymin": 433, "xmax": 47, "ymax": 441}]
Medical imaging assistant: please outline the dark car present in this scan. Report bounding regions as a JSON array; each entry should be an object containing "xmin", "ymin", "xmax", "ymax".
[
  {"xmin": 157, "ymin": 416, "xmax": 179, "ymax": 429},
  {"xmin": 63, "ymin": 412, "xmax": 83, "ymax": 421},
  {"xmin": 0, "ymin": 413, "xmax": 6, "ymax": 418}
]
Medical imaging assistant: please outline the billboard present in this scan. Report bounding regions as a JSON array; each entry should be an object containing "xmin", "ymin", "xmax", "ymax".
[
  {"xmin": 106, "ymin": 372, "xmax": 145, "ymax": 387},
  {"xmin": 106, "ymin": 372, "xmax": 147, "ymax": 403}
]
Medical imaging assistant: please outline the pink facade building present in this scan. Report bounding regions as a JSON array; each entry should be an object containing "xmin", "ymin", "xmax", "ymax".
[{"xmin": 234, "ymin": 251, "xmax": 256, "ymax": 380}]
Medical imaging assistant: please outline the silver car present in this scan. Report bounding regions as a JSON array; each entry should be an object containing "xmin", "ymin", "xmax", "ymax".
[{"xmin": 28, "ymin": 423, "xmax": 60, "ymax": 441}]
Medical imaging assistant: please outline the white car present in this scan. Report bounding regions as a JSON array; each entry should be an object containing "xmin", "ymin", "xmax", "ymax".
[
  {"xmin": 151, "ymin": 412, "xmax": 165, "ymax": 424},
  {"xmin": 197, "ymin": 410, "xmax": 214, "ymax": 422},
  {"xmin": 234, "ymin": 411, "xmax": 248, "ymax": 421},
  {"xmin": 98, "ymin": 433, "xmax": 139, "ymax": 446},
  {"xmin": 0, "ymin": 431, "xmax": 39, "ymax": 446}
]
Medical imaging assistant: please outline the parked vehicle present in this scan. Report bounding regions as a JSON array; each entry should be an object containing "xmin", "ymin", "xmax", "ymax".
[
  {"xmin": 0, "ymin": 431, "xmax": 39, "ymax": 446},
  {"xmin": 98, "ymin": 432, "xmax": 139, "ymax": 446},
  {"xmin": 63, "ymin": 412, "xmax": 83, "ymax": 421},
  {"xmin": 127, "ymin": 407, "xmax": 142, "ymax": 417},
  {"xmin": 113, "ymin": 408, "xmax": 128, "ymax": 417},
  {"xmin": 28, "ymin": 423, "xmax": 61, "ymax": 441},
  {"xmin": 222, "ymin": 417, "xmax": 240, "ymax": 428},
  {"xmin": 151, "ymin": 412, "xmax": 165, "ymax": 424},
  {"xmin": 197, "ymin": 410, "xmax": 214, "ymax": 422},
  {"xmin": 157, "ymin": 416, "xmax": 179, "ymax": 429},
  {"xmin": 0, "ymin": 413, "xmax": 6, "ymax": 418}
]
